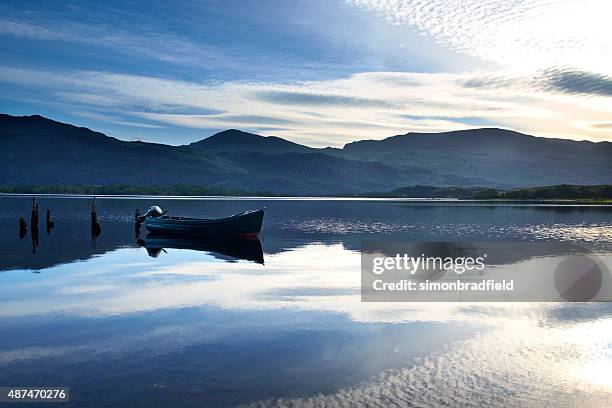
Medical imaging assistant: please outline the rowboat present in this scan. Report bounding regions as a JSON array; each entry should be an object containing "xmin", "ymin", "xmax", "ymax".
[
  {"xmin": 143, "ymin": 233, "xmax": 264, "ymax": 264},
  {"xmin": 144, "ymin": 208, "xmax": 264, "ymax": 237}
]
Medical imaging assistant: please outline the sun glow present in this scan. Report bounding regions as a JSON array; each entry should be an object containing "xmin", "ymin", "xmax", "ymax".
[
  {"xmin": 560, "ymin": 318, "xmax": 612, "ymax": 390},
  {"xmin": 581, "ymin": 359, "xmax": 612, "ymax": 389}
]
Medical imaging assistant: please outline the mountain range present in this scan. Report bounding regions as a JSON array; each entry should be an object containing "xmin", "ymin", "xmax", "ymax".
[{"xmin": 1, "ymin": 114, "xmax": 611, "ymax": 195}]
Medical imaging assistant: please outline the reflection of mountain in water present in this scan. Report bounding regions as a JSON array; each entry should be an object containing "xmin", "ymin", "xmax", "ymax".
[
  {"xmin": 1, "ymin": 196, "xmax": 611, "ymax": 272},
  {"xmin": 0, "ymin": 219, "xmax": 270, "ymax": 271},
  {"xmin": 3, "ymin": 224, "xmax": 607, "ymax": 273},
  {"xmin": 0, "ymin": 218, "xmax": 132, "ymax": 272}
]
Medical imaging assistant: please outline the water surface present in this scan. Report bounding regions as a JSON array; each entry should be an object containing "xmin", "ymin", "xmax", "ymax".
[{"xmin": 0, "ymin": 196, "xmax": 610, "ymax": 407}]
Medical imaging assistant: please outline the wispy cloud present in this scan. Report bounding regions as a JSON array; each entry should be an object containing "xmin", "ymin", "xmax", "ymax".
[
  {"xmin": 347, "ymin": 0, "xmax": 612, "ymax": 75},
  {"xmin": 1, "ymin": 2, "xmax": 611, "ymax": 144},
  {"xmin": 542, "ymin": 69, "xmax": 612, "ymax": 97},
  {"xmin": 256, "ymin": 90, "xmax": 399, "ymax": 108},
  {"xmin": 0, "ymin": 17, "xmax": 62, "ymax": 39},
  {"xmin": 69, "ymin": 110, "xmax": 165, "ymax": 129},
  {"xmin": 0, "ymin": 16, "xmax": 298, "ymax": 79},
  {"xmin": 1, "ymin": 64, "xmax": 611, "ymax": 146}
]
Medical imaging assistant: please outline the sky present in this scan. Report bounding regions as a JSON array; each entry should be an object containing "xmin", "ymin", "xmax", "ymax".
[{"xmin": 1, "ymin": 0, "xmax": 611, "ymax": 147}]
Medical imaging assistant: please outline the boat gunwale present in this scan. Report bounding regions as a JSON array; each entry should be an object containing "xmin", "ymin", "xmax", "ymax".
[{"xmin": 146, "ymin": 209, "xmax": 264, "ymax": 226}]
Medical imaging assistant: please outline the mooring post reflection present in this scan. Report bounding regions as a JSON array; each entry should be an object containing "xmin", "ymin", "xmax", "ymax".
[
  {"xmin": 134, "ymin": 208, "xmax": 142, "ymax": 240},
  {"xmin": 46, "ymin": 208, "xmax": 54, "ymax": 234},
  {"xmin": 18, "ymin": 216, "xmax": 27, "ymax": 239},
  {"xmin": 30, "ymin": 220, "xmax": 39, "ymax": 254}
]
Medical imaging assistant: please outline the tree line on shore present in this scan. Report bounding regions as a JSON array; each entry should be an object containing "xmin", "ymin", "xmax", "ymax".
[
  {"xmin": 364, "ymin": 184, "xmax": 612, "ymax": 200},
  {"xmin": 0, "ymin": 184, "xmax": 610, "ymax": 200}
]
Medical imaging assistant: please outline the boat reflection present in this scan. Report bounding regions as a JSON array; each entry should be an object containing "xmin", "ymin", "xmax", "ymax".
[{"xmin": 143, "ymin": 233, "xmax": 265, "ymax": 264}]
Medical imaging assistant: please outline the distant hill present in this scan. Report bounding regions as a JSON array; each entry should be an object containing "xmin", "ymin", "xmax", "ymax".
[
  {"xmin": 0, "ymin": 114, "xmax": 237, "ymax": 187},
  {"xmin": 339, "ymin": 128, "xmax": 612, "ymax": 187},
  {"xmin": 1, "ymin": 114, "xmax": 610, "ymax": 194},
  {"xmin": 189, "ymin": 129, "xmax": 312, "ymax": 154}
]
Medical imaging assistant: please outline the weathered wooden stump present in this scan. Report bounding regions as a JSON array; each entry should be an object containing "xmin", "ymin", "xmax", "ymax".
[
  {"xmin": 91, "ymin": 197, "xmax": 102, "ymax": 237},
  {"xmin": 30, "ymin": 196, "xmax": 39, "ymax": 233}
]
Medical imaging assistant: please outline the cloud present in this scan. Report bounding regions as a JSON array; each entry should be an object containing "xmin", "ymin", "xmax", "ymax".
[
  {"xmin": 346, "ymin": 0, "xmax": 612, "ymax": 75},
  {"xmin": 256, "ymin": 90, "xmax": 398, "ymax": 108},
  {"xmin": 575, "ymin": 121, "xmax": 612, "ymax": 132},
  {"xmin": 131, "ymin": 112, "xmax": 298, "ymax": 130},
  {"xmin": 1, "ymin": 2, "xmax": 611, "ymax": 145},
  {"xmin": 69, "ymin": 110, "xmax": 165, "ymax": 129},
  {"xmin": 1, "ymin": 65, "xmax": 611, "ymax": 146},
  {"xmin": 590, "ymin": 123, "xmax": 612, "ymax": 130},
  {"xmin": 460, "ymin": 74, "xmax": 529, "ymax": 90},
  {"xmin": 0, "ymin": 17, "xmax": 61, "ymax": 40},
  {"xmin": 456, "ymin": 68, "xmax": 612, "ymax": 101},
  {"xmin": 0, "ymin": 16, "xmax": 278, "ymax": 76},
  {"xmin": 209, "ymin": 114, "xmax": 298, "ymax": 126},
  {"xmin": 542, "ymin": 69, "xmax": 612, "ymax": 97}
]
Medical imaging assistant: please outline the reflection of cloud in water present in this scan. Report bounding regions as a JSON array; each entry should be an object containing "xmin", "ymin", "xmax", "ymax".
[
  {"xmin": 0, "ymin": 244, "xmax": 363, "ymax": 318},
  {"xmin": 540, "ymin": 302, "xmax": 612, "ymax": 325},
  {"xmin": 1, "ymin": 243, "xmax": 611, "ymax": 406},
  {"xmin": 1, "ymin": 244, "xmax": 610, "ymax": 323},
  {"xmin": 0, "ymin": 244, "xmax": 565, "ymax": 322},
  {"xmin": 241, "ymin": 309, "xmax": 612, "ymax": 408}
]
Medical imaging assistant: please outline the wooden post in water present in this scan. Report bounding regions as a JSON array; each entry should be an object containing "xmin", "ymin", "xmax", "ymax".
[
  {"xmin": 30, "ymin": 197, "xmax": 39, "ymax": 252},
  {"xmin": 91, "ymin": 197, "xmax": 102, "ymax": 239},
  {"xmin": 135, "ymin": 208, "xmax": 142, "ymax": 239},
  {"xmin": 91, "ymin": 197, "xmax": 96, "ymax": 225},
  {"xmin": 30, "ymin": 197, "xmax": 39, "ymax": 253},
  {"xmin": 30, "ymin": 196, "xmax": 39, "ymax": 233}
]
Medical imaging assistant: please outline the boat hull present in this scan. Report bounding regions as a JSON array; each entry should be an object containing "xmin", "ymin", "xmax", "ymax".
[{"xmin": 145, "ymin": 208, "xmax": 264, "ymax": 237}]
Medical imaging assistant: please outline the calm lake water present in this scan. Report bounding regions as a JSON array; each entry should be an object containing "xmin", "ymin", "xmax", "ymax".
[{"xmin": 0, "ymin": 196, "xmax": 611, "ymax": 407}]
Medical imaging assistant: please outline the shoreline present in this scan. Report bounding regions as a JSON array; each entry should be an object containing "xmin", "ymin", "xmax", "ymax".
[
  {"xmin": 1, "ymin": 192, "xmax": 610, "ymax": 205},
  {"xmin": 1, "ymin": 184, "xmax": 610, "ymax": 204}
]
